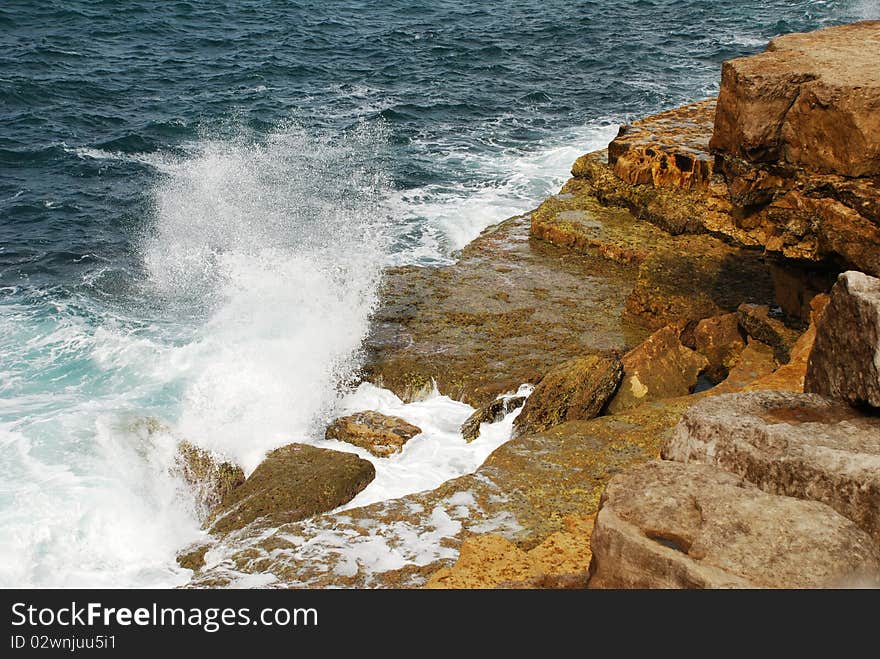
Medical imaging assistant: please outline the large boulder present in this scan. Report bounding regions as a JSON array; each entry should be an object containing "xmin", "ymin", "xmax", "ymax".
[
  {"xmin": 606, "ymin": 325, "xmax": 708, "ymax": 415},
  {"xmin": 663, "ymin": 391, "xmax": 880, "ymax": 542},
  {"xmin": 207, "ymin": 444, "xmax": 375, "ymax": 535},
  {"xmin": 425, "ymin": 514, "xmax": 595, "ymax": 589},
  {"xmin": 513, "ymin": 355, "xmax": 623, "ymax": 436},
  {"xmin": 710, "ymin": 21, "xmax": 880, "ymax": 176},
  {"xmin": 805, "ymin": 271, "xmax": 880, "ymax": 409},
  {"xmin": 325, "ymin": 411, "xmax": 422, "ymax": 457},
  {"xmin": 174, "ymin": 441, "xmax": 245, "ymax": 514},
  {"xmin": 588, "ymin": 460, "xmax": 880, "ymax": 589}
]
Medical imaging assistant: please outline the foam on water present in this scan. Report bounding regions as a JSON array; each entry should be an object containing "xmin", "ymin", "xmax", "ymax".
[{"xmin": 388, "ymin": 121, "xmax": 620, "ymax": 263}]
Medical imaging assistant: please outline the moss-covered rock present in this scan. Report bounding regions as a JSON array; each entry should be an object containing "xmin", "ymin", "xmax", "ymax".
[
  {"xmin": 207, "ymin": 443, "xmax": 375, "ymax": 535},
  {"xmin": 175, "ymin": 441, "xmax": 245, "ymax": 514},
  {"xmin": 513, "ymin": 355, "xmax": 623, "ymax": 436}
]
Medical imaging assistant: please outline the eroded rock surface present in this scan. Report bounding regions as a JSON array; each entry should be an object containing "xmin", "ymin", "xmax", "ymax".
[
  {"xmin": 663, "ymin": 391, "xmax": 880, "ymax": 542},
  {"xmin": 325, "ymin": 411, "xmax": 422, "ymax": 457},
  {"xmin": 362, "ymin": 214, "xmax": 648, "ymax": 407},
  {"xmin": 710, "ymin": 21, "xmax": 880, "ymax": 177},
  {"xmin": 589, "ymin": 460, "xmax": 880, "ymax": 589}
]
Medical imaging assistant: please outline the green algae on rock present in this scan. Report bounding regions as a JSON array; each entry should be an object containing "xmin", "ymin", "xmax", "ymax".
[
  {"xmin": 513, "ymin": 355, "xmax": 623, "ymax": 437},
  {"xmin": 207, "ymin": 443, "xmax": 375, "ymax": 535},
  {"xmin": 362, "ymin": 213, "xmax": 648, "ymax": 408}
]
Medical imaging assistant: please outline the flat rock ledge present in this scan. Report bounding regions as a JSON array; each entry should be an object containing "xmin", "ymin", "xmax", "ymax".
[
  {"xmin": 662, "ymin": 390, "xmax": 880, "ymax": 543},
  {"xmin": 589, "ymin": 460, "xmax": 880, "ymax": 589}
]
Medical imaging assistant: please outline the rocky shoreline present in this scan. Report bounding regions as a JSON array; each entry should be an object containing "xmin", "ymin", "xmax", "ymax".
[{"xmin": 180, "ymin": 21, "xmax": 880, "ymax": 589}]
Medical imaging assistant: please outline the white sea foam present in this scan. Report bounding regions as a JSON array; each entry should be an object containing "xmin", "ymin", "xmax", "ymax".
[{"xmin": 388, "ymin": 121, "xmax": 620, "ymax": 263}]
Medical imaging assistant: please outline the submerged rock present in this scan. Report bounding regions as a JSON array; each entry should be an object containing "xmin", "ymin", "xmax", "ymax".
[
  {"xmin": 663, "ymin": 391, "xmax": 880, "ymax": 543},
  {"xmin": 589, "ymin": 460, "xmax": 880, "ymax": 589},
  {"xmin": 459, "ymin": 395, "xmax": 526, "ymax": 443},
  {"xmin": 513, "ymin": 355, "xmax": 623, "ymax": 436},
  {"xmin": 425, "ymin": 514, "xmax": 595, "ymax": 589},
  {"xmin": 606, "ymin": 325, "xmax": 708, "ymax": 415},
  {"xmin": 174, "ymin": 441, "xmax": 245, "ymax": 514},
  {"xmin": 805, "ymin": 271, "xmax": 880, "ymax": 409},
  {"xmin": 207, "ymin": 443, "xmax": 375, "ymax": 535},
  {"xmin": 325, "ymin": 411, "xmax": 422, "ymax": 457},
  {"xmin": 361, "ymin": 213, "xmax": 648, "ymax": 408}
]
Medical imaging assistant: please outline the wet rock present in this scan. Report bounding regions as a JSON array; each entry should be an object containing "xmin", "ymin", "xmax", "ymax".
[
  {"xmin": 460, "ymin": 395, "xmax": 526, "ymax": 443},
  {"xmin": 663, "ymin": 390, "xmax": 880, "ymax": 542},
  {"xmin": 207, "ymin": 443, "xmax": 375, "ymax": 535},
  {"xmin": 188, "ymin": 397, "xmax": 693, "ymax": 588},
  {"xmin": 588, "ymin": 460, "xmax": 880, "ymax": 589},
  {"xmin": 606, "ymin": 325, "xmax": 708, "ymax": 415},
  {"xmin": 736, "ymin": 303, "xmax": 801, "ymax": 363},
  {"xmin": 513, "ymin": 355, "xmax": 623, "ymax": 436},
  {"xmin": 805, "ymin": 271, "xmax": 880, "ymax": 408},
  {"xmin": 174, "ymin": 441, "xmax": 245, "ymax": 514},
  {"xmin": 362, "ymin": 214, "xmax": 648, "ymax": 407},
  {"xmin": 176, "ymin": 543, "xmax": 210, "ymax": 572},
  {"xmin": 325, "ymin": 411, "xmax": 422, "ymax": 457},
  {"xmin": 693, "ymin": 313, "xmax": 746, "ymax": 383},
  {"xmin": 710, "ymin": 21, "xmax": 880, "ymax": 176},
  {"xmin": 425, "ymin": 514, "xmax": 594, "ymax": 589}
]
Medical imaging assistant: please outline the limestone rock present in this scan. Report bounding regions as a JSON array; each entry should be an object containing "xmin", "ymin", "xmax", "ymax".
[
  {"xmin": 188, "ymin": 397, "xmax": 693, "ymax": 588},
  {"xmin": 530, "ymin": 192, "xmax": 668, "ymax": 265},
  {"xmin": 606, "ymin": 325, "xmax": 708, "ymax": 415},
  {"xmin": 174, "ymin": 441, "xmax": 245, "ymax": 514},
  {"xmin": 805, "ymin": 271, "xmax": 880, "ymax": 408},
  {"xmin": 608, "ymin": 99, "xmax": 716, "ymax": 190},
  {"xmin": 207, "ymin": 444, "xmax": 375, "ymax": 535},
  {"xmin": 513, "ymin": 355, "xmax": 623, "ymax": 436},
  {"xmin": 736, "ymin": 303, "xmax": 801, "ymax": 363},
  {"xmin": 460, "ymin": 395, "xmax": 526, "ymax": 443},
  {"xmin": 325, "ymin": 411, "xmax": 421, "ymax": 457},
  {"xmin": 425, "ymin": 514, "xmax": 595, "ymax": 589},
  {"xmin": 362, "ymin": 214, "xmax": 648, "ymax": 407},
  {"xmin": 710, "ymin": 21, "xmax": 880, "ymax": 176},
  {"xmin": 588, "ymin": 460, "xmax": 880, "ymax": 589},
  {"xmin": 663, "ymin": 391, "xmax": 880, "ymax": 542},
  {"xmin": 743, "ymin": 294, "xmax": 829, "ymax": 392},
  {"xmin": 712, "ymin": 339, "xmax": 778, "ymax": 393},
  {"xmin": 693, "ymin": 313, "xmax": 745, "ymax": 383}
]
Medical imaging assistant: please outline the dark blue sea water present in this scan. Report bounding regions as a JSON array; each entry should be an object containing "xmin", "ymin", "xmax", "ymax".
[{"xmin": 0, "ymin": 0, "xmax": 872, "ymax": 587}]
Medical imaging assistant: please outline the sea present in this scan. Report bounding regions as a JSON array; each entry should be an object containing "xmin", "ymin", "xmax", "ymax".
[{"xmin": 1, "ymin": 0, "xmax": 875, "ymax": 587}]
